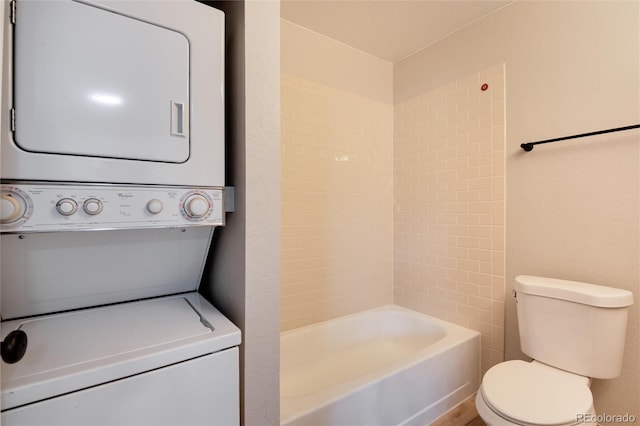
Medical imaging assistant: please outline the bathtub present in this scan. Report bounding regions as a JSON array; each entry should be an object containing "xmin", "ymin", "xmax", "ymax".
[{"xmin": 280, "ymin": 305, "xmax": 480, "ymax": 426}]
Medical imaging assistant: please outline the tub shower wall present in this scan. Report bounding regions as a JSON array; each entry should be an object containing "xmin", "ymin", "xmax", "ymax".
[
  {"xmin": 281, "ymin": 19, "xmax": 506, "ymax": 373},
  {"xmin": 281, "ymin": 73, "xmax": 394, "ymax": 331},
  {"xmin": 394, "ymin": 65, "xmax": 506, "ymax": 374}
]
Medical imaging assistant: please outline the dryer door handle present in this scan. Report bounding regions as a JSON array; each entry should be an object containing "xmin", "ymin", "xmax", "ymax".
[{"xmin": 171, "ymin": 101, "xmax": 186, "ymax": 137}]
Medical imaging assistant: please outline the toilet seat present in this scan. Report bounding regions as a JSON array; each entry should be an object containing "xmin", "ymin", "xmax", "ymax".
[{"xmin": 480, "ymin": 360, "xmax": 593, "ymax": 426}]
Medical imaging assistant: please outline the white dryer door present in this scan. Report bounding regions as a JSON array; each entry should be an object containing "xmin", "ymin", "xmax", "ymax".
[{"xmin": 13, "ymin": 0, "xmax": 190, "ymax": 163}]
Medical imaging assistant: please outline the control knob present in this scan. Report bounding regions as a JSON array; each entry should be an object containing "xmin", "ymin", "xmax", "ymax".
[
  {"xmin": 183, "ymin": 194, "xmax": 211, "ymax": 219},
  {"xmin": 83, "ymin": 198, "xmax": 103, "ymax": 215},
  {"xmin": 56, "ymin": 198, "xmax": 78, "ymax": 216},
  {"xmin": 1, "ymin": 329, "xmax": 27, "ymax": 364},
  {"xmin": 0, "ymin": 191, "xmax": 27, "ymax": 224}
]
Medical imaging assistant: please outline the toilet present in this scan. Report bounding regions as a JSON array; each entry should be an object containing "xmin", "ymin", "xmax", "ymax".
[{"xmin": 476, "ymin": 275, "xmax": 634, "ymax": 426}]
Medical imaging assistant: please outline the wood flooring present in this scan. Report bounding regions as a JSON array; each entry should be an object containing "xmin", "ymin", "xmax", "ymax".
[{"xmin": 430, "ymin": 393, "xmax": 486, "ymax": 426}]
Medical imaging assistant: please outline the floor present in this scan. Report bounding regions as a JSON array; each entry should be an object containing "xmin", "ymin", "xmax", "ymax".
[{"xmin": 430, "ymin": 394, "xmax": 487, "ymax": 426}]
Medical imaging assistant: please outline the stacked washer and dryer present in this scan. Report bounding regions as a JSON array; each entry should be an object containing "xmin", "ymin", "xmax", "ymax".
[{"xmin": 0, "ymin": 0, "xmax": 240, "ymax": 424}]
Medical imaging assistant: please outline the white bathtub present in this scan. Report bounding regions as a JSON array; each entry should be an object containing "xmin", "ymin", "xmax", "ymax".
[{"xmin": 280, "ymin": 305, "xmax": 480, "ymax": 426}]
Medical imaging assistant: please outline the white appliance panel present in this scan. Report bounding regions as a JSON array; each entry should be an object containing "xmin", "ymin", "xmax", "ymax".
[
  {"xmin": 0, "ymin": 227, "xmax": 214, "ymax": 319},
  {"xmin": 1, "ymin": 0, "xmax": 225, "ymax": 186},
  {"xmin": 0, "ymin": 183, "xmax": 225, "ymax": 233},
  {"xmin": 1, "ymin": 293, "xmax": 241, "ymax": 411},
  {"xmin": 14, "ymin": 0, "xmax": 190, "ymax": 163},
  {"xmin": 2, "ymin": 346, "xmax": 239, "ymax": 426}
]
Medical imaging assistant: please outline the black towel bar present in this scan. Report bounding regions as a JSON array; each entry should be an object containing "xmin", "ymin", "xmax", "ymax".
[{"xmin": 520, "ymin": 124, "xmax": 640, "ymax": 152}]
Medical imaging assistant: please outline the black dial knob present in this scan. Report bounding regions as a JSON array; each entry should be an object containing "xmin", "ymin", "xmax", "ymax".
[{"xmin": 1, "ymin": 329, "xmax": 28, "ymax": 364}]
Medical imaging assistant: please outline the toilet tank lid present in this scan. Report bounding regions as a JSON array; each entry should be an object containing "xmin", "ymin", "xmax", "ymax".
[{"xmin": 515, "ymin": 275, "xmax": 634, "ymax": 308}]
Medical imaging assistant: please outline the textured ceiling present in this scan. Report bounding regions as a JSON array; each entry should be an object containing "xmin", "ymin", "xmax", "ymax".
[{"xmin": 281, "ymin": 0, "xmax": 512, "ymax": 63}]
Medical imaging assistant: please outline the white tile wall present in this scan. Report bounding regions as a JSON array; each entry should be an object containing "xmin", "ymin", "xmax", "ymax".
[
  {"xmin": 281, "ymin": 65, "xmax": 506, "ymax": 373},
  {"xmin": 393, "ymin": 65, "xmax": 506, "ymax": 374},
  {"xmin": 281, "ymin": 73, "xmax": 394, "ymax": 331}
]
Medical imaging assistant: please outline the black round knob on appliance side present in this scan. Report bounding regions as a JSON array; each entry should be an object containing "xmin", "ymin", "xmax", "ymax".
[{"xmin": 1, "ymin": 329, "xmax": 28, "ymax": 364}]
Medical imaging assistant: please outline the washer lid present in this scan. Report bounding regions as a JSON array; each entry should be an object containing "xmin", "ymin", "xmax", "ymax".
[
  {"xmin": 1, "ymin": 293, "xmax": 241, "ymax": 410},
  {"xmin": 481, "ymin": 360, "xmax": 592, "ymax": 426}
]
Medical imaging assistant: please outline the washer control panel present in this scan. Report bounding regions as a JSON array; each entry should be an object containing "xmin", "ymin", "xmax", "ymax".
[{"xmin": 0, "ymin": 183, "xmax": 224, "ymax": 232}]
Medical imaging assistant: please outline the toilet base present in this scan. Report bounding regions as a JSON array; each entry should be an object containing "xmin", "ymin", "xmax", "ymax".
[{"xmin": 475, "ymin": 391, "xmax": 597, "ymax": 426}]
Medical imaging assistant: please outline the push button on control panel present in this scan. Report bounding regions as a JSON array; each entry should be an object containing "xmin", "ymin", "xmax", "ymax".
[{"xmin": 146, "ymin": 199, "xmax": 163, "ymax": 214}]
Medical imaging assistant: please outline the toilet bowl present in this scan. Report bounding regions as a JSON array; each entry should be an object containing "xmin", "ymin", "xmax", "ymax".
[
  {"xmin": 475, "ymin": 276, "xmax": 633, "ymax": 426},
  {"xmin": 475, "ymin": 361, "xmax": 596, "ymax": 426}
]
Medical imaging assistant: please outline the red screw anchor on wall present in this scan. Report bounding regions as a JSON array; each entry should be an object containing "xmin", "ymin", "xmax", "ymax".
[{"xmin": 481, "ymin": 83, "xmax": 489, "ymax": 91}]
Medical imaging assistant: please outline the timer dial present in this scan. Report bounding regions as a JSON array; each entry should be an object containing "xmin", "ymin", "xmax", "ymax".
[
  {"xmin": 183, "ymin": 194, "xmax": 211, "ymax": 218},
  {"xmin": 0, "ymin": 192, "xmax": 27, "ymax": 224}
]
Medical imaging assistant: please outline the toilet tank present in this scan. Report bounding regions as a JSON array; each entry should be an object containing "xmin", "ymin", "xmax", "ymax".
[{"xmin": 515, "ymin": 275, "xmax": 633, "ymax": 379}]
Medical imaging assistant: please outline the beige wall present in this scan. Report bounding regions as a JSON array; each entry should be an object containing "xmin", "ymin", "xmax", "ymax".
[
  {"xmin": 394, "ymin": 64, "xmax": 506, "ymax": 375},
  {"xmin": 206, "ymin": 1, "xmax": 280, "ymax": 425},
  {"xmin": 281, "ymin": 19, "xmax": 393, "ymax": 104},
  {"xmin": 243, "ymin": 2, "xmax": 281, "ymax": 424},
  {"xmin": 395, "ymin": 1, "xmax": 639, "ymax": 420}
]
